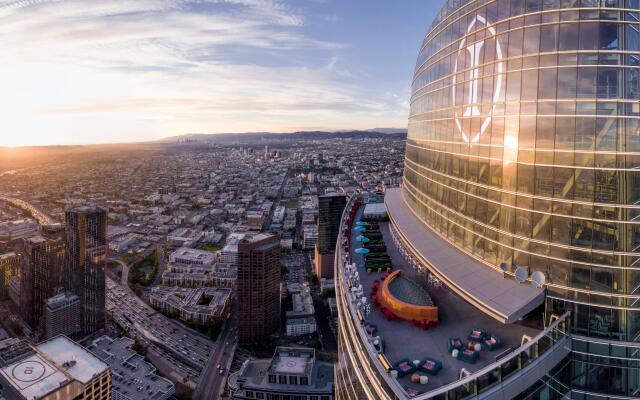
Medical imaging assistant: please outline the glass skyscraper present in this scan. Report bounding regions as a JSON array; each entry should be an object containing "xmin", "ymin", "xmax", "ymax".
[
  {"xmin": 65, "ymin": 206, "xmax": 108, "ymax": 337},
  {"xmin": 335, "ymin": 1, "xmax": 640, "ymax": 399}
]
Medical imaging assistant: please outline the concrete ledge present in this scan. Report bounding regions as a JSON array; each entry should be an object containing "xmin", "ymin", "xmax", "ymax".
[{"xmin": 384, "ymin": 188, "xmax": 544, "ymax": 324}]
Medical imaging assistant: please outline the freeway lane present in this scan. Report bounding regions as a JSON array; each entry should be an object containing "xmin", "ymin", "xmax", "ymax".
[
  {"xmin": 106, "ymin": 277, "xmax": 215, "ymax": 385},
  {"xmin": 0, "ymin": 194, "xmax": 56, "ymax": 225}
]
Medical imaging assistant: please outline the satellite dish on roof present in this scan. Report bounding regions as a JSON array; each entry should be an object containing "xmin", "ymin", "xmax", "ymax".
[
  {"xmin": 515, "ymin": 267, "xmax": 528, "ymax": 283},
  {"xmin": 531, "ymin": 271, "xmax": 546, "ymax": 288}
]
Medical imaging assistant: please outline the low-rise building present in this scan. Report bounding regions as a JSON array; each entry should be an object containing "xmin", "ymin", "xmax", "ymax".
[
  {"xmin": 245, "ymin": 211, "xmax": 264, "ymax": 230},
  {"xmin": 220, "ymin": 232, "xmax": 247, "ymax": 267},
  {"xmin": 302, "ymin": 225, "xmax": 318, "ymax": 250},
  {"xmin": 108, "ymin": 233, "xmax": 138, "ymax": 253},
  {"xmin": 228, "ymin": 347, "xmax": 333, "ymax": 400},
  {"xmin": 0, "ymin": 219, "xmax": 38, "ymax": 243},
  {"xmin": 149, "ymin": 286, "xmax": 231, "ymax": 325},
  {"xmin": 169, "ymin": 247, "xmax": 216, "ymax": 266},
  {"xmin": 286, "ymin": 317, "xmax": 317, "ymax": 337},
  {"xmin": 167, "ymin": 227, "xmax": 204, "ymax": 247},
  {"xmin": 88, "ymin": 336, "xmax": 175, "ymax": 400}
]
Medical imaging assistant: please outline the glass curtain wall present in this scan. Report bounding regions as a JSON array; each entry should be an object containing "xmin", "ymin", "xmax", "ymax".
[{"xmin": 405, "ymin": 0, "xmax": 640, "ymax": 396}]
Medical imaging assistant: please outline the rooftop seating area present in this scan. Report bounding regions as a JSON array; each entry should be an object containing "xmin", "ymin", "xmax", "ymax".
[{"xmin": 345, "ymin": 203, "xmax": 542, "ymax": 395}]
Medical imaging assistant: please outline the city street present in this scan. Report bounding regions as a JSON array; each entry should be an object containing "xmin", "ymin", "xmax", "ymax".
[{"xmin": 193, "ymin": 311, "xmax": 238, "ymax": 400}]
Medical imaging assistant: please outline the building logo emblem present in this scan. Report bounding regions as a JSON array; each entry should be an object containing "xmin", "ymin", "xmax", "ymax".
[{"xmin": 452, "ymin": 15, "xmax": 504, "ymax": 144}]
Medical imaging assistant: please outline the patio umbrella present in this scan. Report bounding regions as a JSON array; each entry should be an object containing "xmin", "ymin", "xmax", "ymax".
[
  {"xmin": 355, "ymin": 226, "xmax": 366, "ymax": 232},
  {"xmin": 356, "ymin": 236, "xmax": 370, "ymax": 243},
  {"xmin": 356, "ymin": 221, "xmax": 367, "ymax": 226},
  {"xmin": 355, "ymin": 248, "xmax": 370, "ymax": 254}
]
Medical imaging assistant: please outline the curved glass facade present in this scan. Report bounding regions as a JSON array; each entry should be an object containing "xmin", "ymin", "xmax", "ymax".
[
  {"xmin": 406, "ymin": 0, "xmax": 640, "ymax": 337},
  {"xmin": 403, "ymin": 0, "xmax": 640, "ymax": 397}
]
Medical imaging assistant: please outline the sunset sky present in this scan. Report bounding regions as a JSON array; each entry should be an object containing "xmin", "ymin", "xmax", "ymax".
[{"xmin": 0, "ymin": 0, "xmax": 439, "ymax": 146}]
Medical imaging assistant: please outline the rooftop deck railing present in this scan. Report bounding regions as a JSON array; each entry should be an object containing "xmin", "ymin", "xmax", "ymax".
[{"xmin": 336, "ymin": 193, "xmax": 571, "ymax": 400}]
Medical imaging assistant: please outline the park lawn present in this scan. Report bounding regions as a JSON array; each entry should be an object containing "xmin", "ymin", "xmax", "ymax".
[
  {"xmin": 200, "ymin": 243, "xmax": 221, "ymax": 252},
  {"xmin": 283, "ymin": 198, "xmax": 298, "ymax": 209}
]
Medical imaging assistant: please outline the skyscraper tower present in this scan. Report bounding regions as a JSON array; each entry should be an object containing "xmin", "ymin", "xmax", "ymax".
[
  {"xmin": 236, "ymin": 233, "xmax": 280, "ymax": 345},
  {"xmin": 21, "ymin": 236, "xmax": 64, "ymax": 329},
  {"xmin": 335, "ymin": 1, "xmax": 640, "ymax": 399},
  {"xmin": 315, "ymin": 193, "xmax": 346, "ymax": 279},
  {"xmin": 64, "ymin": 206, "xmax": 107, "ymax": 336}
]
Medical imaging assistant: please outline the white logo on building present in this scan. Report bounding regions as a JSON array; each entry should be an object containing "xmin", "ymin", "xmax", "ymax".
[{"xmin": 452, "ymin": 15, "xmax": 504, "ymax": 144}]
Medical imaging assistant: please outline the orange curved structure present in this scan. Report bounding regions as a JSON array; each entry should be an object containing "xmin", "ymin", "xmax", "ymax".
[{"xmin": 378, "ymin": 270, "xmax": 438, "ymax": 323}]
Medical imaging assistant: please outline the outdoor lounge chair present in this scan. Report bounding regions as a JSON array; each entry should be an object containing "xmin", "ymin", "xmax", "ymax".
[
  {"xmin": 457, "ymin": 349, "xmax": 479, "ymax": 364},
  {"xmin": 393, "ymin": 358, "xmax": 417, "ymax": 377},
  {"xmin": 418, "ymin": 358, "xmax": 442, "ymax": 375},
  {"xmin": 483, "ymin": 334, "xmax": 502, "ymax": 351},
  {"xmin": 468, "ymin": 329, "xmax": 487, "ymax": 342},
  {"xmin": 447, "ymin": 337, "xmax": 464, "ymax": 353}
]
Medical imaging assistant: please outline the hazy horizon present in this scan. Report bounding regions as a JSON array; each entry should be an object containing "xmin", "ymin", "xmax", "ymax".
[{"xmin": 0, "ymin": 0, "xmax": 439, "ymax": 147}]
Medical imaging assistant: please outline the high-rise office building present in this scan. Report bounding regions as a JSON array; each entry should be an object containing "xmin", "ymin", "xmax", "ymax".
[
  {"xmin": 315, "ymin": 194, "xmax": 346, "ymax": 279},
  {"xmin": 65, "ymin": 206, "xmax": 108, "ymax": 337},
  {"xmin": 335, "ymin": 1, "xmax": 640, "ymax": 399},
  {"xmin": 0, "ymin": 252, "xmax": 20, "ymax": 301},
  {"xmin": 237, "ymin": 233, "xmax": 280, "ymax": 345},
  {"xmin": 44, "ymin": 292, "xmax": 81, "ymax": 339},
  {"xmin": 21, "ymin": 236, "xmax": 64, "ymax": 330}
]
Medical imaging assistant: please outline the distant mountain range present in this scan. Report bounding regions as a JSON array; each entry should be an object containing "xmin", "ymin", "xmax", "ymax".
[{"xmin": 159, "ymin": 128, "xmax": 407, "ymax": 144}]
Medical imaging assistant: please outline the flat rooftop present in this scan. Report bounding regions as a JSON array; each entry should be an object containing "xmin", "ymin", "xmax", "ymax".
[
  {"xmin": 348, "ymin": 204, "xmax": 540, "ymax": 393},
  {"xmin": 0, "ymin": 352, "xmax": 69, "ymax": 399},
  {"xmin": 88, "ymin": 336, "xmax": 174, "ymax": 400},
  {"xmin": 384, "ymin": 188, "xmax": 544, "ymax": 324},
  {"xmin": 231, "ymin": 347, "xmax": 333, "ymax": 394},
  {"xmin": 0, "ymin": 336, "xmax": 108, "ymax": 399},
  {"xmin": 37, "ymin": 336, "xmax": 108, "ymax": 384}
]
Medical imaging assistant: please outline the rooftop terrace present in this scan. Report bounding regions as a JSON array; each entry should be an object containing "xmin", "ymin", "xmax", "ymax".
[{"xmin": 346, "ymin": 204, "xmax": 542, "ymax": 394}]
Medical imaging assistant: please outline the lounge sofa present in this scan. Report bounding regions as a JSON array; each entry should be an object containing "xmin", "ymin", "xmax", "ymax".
[
  {"xmin": 483, "ymin": 334, "xmax": 502, "ymax": 351},
  {"xmin": 393, "ymin": 359, "xmax": 417, "ymax": 377},
  {"xmin": 418, "ymin": 357, "xmax": 442, "ymax": 375},
  {"xmin": 468, "ymin": 329, "xmax": 487, "ymax": 342},
  {"xmin": 457, "ymin": 349, "xmax": 479, "ymax": 364}
]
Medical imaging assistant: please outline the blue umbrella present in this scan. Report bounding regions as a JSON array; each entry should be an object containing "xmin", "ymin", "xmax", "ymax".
[
  {"xmin": 356, "ymin": 236, "xmax": 370, "ymax": 243},
  {"xmin": 355, "ymin": 226, "xmax": 366, "ymax": 232},
  {"xmin": 355, "ymin": 248, "xmax": 370, "ymax": 254},
  {"xmin": 356, "ymin": 221, "xmax": 367, "ymax": 226}
]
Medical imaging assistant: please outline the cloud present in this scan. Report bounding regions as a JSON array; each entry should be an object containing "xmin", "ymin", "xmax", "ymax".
[{"xmin": 0, "ymin": 0, "xmax": 407, "ymax": 145}]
